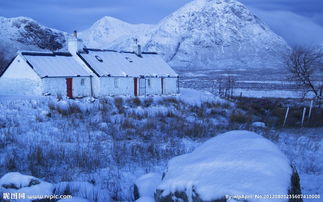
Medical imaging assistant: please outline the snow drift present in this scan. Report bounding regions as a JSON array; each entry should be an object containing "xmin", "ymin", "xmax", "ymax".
[{"xmin": 155, "ymin": 130, "xmax": 299, "ymax": 202}]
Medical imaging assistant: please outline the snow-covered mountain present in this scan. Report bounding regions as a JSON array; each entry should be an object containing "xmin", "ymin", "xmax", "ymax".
[
  {"xmin": 0, "ymin": 16, "xmax": 66, "ymax": 59},
  {"xmin": 0, "ymin": 0, "xmax": 290, "ymax": 70},
  {"xmin": 80, "ymin": 0, "xmax": 289, "ymax": 69},
  {"xmin": 79, "ymin": 16, "xmax": 153, "ymax": 49}
]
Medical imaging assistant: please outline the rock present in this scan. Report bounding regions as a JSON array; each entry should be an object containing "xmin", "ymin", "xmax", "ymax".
[
  {"xmin": 155, "ymin": 130, "xmax": 301, "ymax": 202},
  {"xmin": 251, "ymin": 121, "xmax": 266, "ymax": 128},
  {"xmin": 0, "ymin": 172, "xmax": 53, "ymax": 200}
]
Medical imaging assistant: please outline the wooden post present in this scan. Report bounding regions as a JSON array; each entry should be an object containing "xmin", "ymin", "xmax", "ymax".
[
  {"xmin": 283, "ymin": 107, "xmax": 290, "ymax": 127},
  {"xmin": 301, "ymin": 107, "xmax": 306, "ymax": 127},
  {"xmin": 308, "ymin": 100, "xmax": 313, "ymax": 121}
]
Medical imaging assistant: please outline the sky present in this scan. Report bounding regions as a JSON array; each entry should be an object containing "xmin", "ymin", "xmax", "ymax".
[{"xmin": 0, "ymin": 0, "xmax": 322, "ymax": 46}]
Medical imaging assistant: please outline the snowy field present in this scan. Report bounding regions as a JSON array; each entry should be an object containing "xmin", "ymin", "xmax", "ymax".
[
  {"xmin": 0, "ymin": 89, "xmax": 322, "ymax": 201},
  {"xmin": 178, "ymin": 68, "xmax": 322, "ymax": 99}
]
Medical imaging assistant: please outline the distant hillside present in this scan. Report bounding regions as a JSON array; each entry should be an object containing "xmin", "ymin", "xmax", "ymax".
[{"xmin": 0, "ymin": 16, "xmax": 66, "ymax": 73}]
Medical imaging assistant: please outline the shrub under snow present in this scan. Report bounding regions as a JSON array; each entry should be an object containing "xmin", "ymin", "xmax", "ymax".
[
  {"xmin": 156, "ymin": 130, "xmax": 297, "ymax": 202},
  {"xmin": 0, "ymin": 172, "xmax": 53, "ymax": 200}
]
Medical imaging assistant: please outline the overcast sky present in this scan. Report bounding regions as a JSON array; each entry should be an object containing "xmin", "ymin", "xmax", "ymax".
[{"xmin": 0, "ymin": 0, "xmax": 322, "ymax": 45}]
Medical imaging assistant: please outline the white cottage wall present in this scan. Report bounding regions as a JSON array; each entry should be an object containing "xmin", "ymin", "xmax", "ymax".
[
  {"xmin": 100, "ymin": 77, "xmax": 134, "ymax": 96},
  {"xmin": 0, "ymin": 55, "xmax": 43, "ymax": 95},
  {"xmin": 72, "ymin": 77, "xmax": 92, "ymax": 97},
  {"xmin": 145, "ymin": 77, "xmax": 162, "ymax": 95},
  {"xmin": 42, "ymin": 78, "xmax": 66, "ymax": 97},
  {"xmin": 163, "ymin": 78, "xmax": 178, "ymax": 95},
  {"xmin": 43, "ymin": 77, "xmax": 92, "ymax": 97}
]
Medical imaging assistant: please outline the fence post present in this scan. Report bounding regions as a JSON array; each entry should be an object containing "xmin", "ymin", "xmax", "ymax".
[
  {"xmin": 283, "ymin": 107, "xmax": 290, "ymax": 127},
  {"xmin": 301, "ymin": 107, "xmax": 306, "ymax": 128},
  {"xmin": 308, "ymin": 100, "xmax": 313, "ymax": 121}
]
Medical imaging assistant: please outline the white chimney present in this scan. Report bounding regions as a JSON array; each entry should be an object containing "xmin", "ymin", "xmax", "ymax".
[{"xmin": 68, "ymin": 30, "xmax": 84, "ymax": 54}]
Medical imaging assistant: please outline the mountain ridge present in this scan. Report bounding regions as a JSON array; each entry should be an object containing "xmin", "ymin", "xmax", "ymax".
[
  {"xmin": 0, "ymin": 0, "xmax": 290, "ymax": 71},
  {"xmin": 80, "ymin": 0, "xmax": 289, "ymax": 69}
]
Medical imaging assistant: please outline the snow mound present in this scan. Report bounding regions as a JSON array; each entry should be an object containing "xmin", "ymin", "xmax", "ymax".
[
  {"xmin": 0, "ymin": 172, "xmax": 53, "ymax": 199},
  {"xmin": 134, "ymin": 172, "xmax": 161, "ymax": 199},
  {"xmin": 251, "ymin": 121, "xmax": 266, "ymax": 128},
  {"xmin": 156, "ymin": 130, "xmax": 293, "ymax": 202},
  {"xmin": 0, "ymin": 172, "xmax": 37, "ymax": 189}
]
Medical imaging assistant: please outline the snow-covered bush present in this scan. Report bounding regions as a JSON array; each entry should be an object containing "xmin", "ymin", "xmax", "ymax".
[
  {"xmin": 0, "ymin": 172, "xmax": 53, "ymax": 201},
  {"xmin": 155, "ymin": 131, "xmax": 300, "ymax": 202},
  {"xmin": 53, "ymin": 181, "xmax": 111, "ymax": 202}
]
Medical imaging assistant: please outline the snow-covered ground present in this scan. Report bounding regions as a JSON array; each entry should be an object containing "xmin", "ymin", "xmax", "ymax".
[
  {"xmin": 277, "ymin": 128, "xmax": 323, "ymax": 200},
  {"xmin": 232, "ymin": 88, "xmax": 306, "ymax": 99},
  {"xmin": 0, "ymin": 89, "xmax": 322, "ymax": 201}
]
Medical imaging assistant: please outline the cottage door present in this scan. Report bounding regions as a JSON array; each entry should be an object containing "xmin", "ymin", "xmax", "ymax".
[
  {"xmin": 161, "ymin": 78, "xmax": 164, "ymax": 95},
  {"xmin": 134, "ymin": 78, "xmax": 138, "ymax": 96},
  {"xmin": 139, "ymin": 78, "xmax": 146, "ymax": 96},
  {"xmin": 66, "ymin": 78, "xmax": 73, "ymax": 98}
]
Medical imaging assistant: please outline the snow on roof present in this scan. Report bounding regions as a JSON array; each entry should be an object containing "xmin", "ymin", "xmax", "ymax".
[
  {"xmin": 78, "ymin": 50, "xmax": 178, "ymax": 77},
  {"xmin": 21, "ymin": 52, "xmax": 91, "ymax": 78},
  {"xmin": 157, "ymin": 130, "xmax": 292, "ymax": 202}
]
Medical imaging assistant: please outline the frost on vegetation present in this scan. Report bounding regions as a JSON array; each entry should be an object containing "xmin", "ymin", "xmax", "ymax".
[
  {"xmin": 53, "ymin": 181, "xmax": 111, "ymax": 202},
  {"xmin": 1, "ymin": 89, "xmax": 316, "ymax": 200}
]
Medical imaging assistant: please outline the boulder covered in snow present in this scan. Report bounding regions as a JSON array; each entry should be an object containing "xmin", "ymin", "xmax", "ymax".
[
  {"xmin": 0, "ymin": 172, "xmax": 53, "ymax": 200},
  {"xmin": 251, "ymin": 121, "xmax": 266, "ymax": 128},
  {"xmin": 155, "ymin": 130, "xmax": 301, "ymax": 202}
]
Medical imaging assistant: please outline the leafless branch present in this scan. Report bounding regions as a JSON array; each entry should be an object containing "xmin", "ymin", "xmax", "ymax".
[{"xmin": 284, "ymin": 46, "xmax": 323, "ymax": 99}]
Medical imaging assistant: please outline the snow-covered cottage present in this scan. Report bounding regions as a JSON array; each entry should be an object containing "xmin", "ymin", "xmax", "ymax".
[
  {"xmin": 76, "ymin": 48, "xmax": 179, "ymax": 97},
  {"xmin": 0, "ymin": 51, "xmax": 93, "ymax": 98},
  {"xmin": 0, "ymin": 32, "xmax": 179, "ymax": 97}
]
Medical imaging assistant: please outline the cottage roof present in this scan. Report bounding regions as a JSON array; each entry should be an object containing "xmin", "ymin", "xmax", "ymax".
[
  {"xmin": 78, "ymin": 49, "xmax": 178, "ymax": 77},
  {"xmin": 20, "ymin": 52, "xmax": 90, "ymax": 78}
]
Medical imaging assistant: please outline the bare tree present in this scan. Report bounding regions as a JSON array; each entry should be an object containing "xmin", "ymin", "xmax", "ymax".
[
  {"xmin": 285, "ymin": 46, "xmax": 323, "ymax": 99},
  {"xmin": 215, "ymin": 72, "xmax": 236, "ymax": 98}
]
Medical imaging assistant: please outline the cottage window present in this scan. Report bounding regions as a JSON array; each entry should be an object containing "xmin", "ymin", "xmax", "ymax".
[
  {"xmin": 114, "ymin": 78, "xmax": 119, "ymax": 88},
  {"xmin": 81, "ymin": 79, "xmax": 85, "ymax": 86}
]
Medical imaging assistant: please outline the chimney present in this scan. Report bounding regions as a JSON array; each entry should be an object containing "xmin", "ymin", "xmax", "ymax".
[
  {"xmin": 137, "ymin": 45, "xmax": 142, "ymax": 57},
  {"xmin": 73, "ymin": 30, "xmax": 77, "ymax": 38},
  {"xmin": 68, "ymin": 30, "xmax": 84, "ymax": 54}
]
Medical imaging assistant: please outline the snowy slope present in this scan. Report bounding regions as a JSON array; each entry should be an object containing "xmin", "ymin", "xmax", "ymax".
[
  {"xmin": 80, "ymin": 0, "xmax": 289, "ymax": 69},
  {"xmin": 79, "ymin": 16, "xmax": 153, "ymax": 49},
  {"xmin": 0, "ymin": 16, "xmax": 66, "ymax": 59}
]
